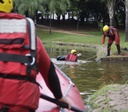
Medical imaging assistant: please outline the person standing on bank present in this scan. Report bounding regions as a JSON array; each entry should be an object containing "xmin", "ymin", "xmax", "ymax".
[
  {"xmin": 102, "ymin": 25, "xmax": 121, "ymax": 56},
  {"xmin": 0, "ymin": 0, "xmax": 71, "ymax": 112}
]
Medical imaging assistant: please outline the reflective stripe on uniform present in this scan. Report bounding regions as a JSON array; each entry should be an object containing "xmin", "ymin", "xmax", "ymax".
[
  {"xmin": 0, "ymin": 19, "xmax": 26, "ymax": 33},
  {"xmin": 27, "ymin": 18, "xmax": 36, "ymax": 50}
]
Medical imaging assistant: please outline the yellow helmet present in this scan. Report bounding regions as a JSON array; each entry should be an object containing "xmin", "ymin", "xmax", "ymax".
[
  {"xmin": 71, "ymin": 49, "xmax": 77, "ymax": 54},
  {"xmin": 0, "ymin": 0, "xmax": 13, "ymax": 13},
  {"xmin": 103, "ymin": 25, "xmax": 109, "ymax": 32}
]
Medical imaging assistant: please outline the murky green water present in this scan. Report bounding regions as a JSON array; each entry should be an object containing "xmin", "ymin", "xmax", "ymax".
[{"xmin": 44, "ymin": 43, "xmax": 128, "ymax": 109}]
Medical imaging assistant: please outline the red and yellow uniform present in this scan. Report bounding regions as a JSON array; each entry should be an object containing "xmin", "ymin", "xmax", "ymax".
[
  {"xmin": 102, "ymin": 25, "xmax": 121, "ymax": 56},
  {"xmin": 0, "ymin": 12, "xmax": 62, "ymax": 112}
]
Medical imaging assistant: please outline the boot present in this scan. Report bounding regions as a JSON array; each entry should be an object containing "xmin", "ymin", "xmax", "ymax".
[
  {"xmin": 107, "ymin": 43, "xmax": 112, "ymax": 56},
  {"xmin": 116, "ymin": 44, "xmax": 121, "ymax": 55}
]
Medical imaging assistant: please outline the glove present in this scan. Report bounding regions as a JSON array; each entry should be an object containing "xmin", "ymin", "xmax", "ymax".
[{"xmin": 77, "ymin": 53, "xmax": 82, "ymax": 56}]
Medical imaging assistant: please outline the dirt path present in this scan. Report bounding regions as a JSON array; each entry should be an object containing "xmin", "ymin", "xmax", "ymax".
[{"xmin": 37, "ymin": 24, "xmax": 93, "ymax": 36}]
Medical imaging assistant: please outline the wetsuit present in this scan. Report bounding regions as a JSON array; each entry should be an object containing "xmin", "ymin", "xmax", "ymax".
[{"xmin": 102, "ymin": 26, "xmax": 121, "ymax": 56}]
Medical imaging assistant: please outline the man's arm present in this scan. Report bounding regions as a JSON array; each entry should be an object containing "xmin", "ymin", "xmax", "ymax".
[
  {"xmin": 102, "ymin": 34, "xmax": 106, "ymax": 45},
  {"xmin": 36, "ymin": 37, "xmax": 71, "ymax": 108}
]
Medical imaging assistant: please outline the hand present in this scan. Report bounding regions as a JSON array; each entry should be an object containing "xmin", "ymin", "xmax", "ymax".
[
  {"xmin": 77, "ymin": 53, "xmax": 82, "ymax": 56},
  {"xmin": 58, "ymin": 96, "xmax": 71, "ymax": 110}
]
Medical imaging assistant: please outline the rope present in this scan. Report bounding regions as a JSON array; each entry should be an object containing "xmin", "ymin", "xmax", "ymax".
[{"xmin": 85, "ymin": 55, "xmax": 97, "ymax": 60}]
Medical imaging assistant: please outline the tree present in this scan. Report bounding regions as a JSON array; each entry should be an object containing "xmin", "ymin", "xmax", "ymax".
[
  {"xmin": 86, "ymin": 0, "xmax": 108, "ymax": 30},
  {"xmin": 13, "ymin": 0, "xmax": 70, "ymax": 34},
  {"xmin": 107, "ymin": 0, "xmax": 116, "ymax": 26},
  {"xmin": 14, "ymin": 0, "xmax": 46, "ymax": 18},
  {"xmin": 115, "ymin": 1, "xmax": 125, "ymax": 27},
  {"xmin": 121, "ymin": 0, "xmax": 128, "ymax": 41},
  {"xmin": 69, "ymin": 0, "xmax": 82, "ymax": 30},
  {"xmin": 101, "ymin": 0, "xmax": 121, "ymax": 26},
  {"xmin": 47, "ymin": 0, "xmax": 70, "ymax": 34}
]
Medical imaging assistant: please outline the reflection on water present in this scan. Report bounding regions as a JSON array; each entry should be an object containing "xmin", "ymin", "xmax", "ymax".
[{"xmin": 44, "ymin": 43, "xmax": 128, "ymax": 108}]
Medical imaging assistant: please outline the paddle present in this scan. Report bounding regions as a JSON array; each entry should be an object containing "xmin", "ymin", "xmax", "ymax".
[{"xmin": 40, "ymin": 93, "xmax": 85, "ymax": 112}]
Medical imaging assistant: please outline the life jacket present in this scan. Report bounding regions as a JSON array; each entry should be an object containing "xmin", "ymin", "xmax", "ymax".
[
  {"xmin": 104, "ymin": 26, "xmax": 118, "ymax": 40},
  {"xmin": 0, "ymin": 13, "xmax": 40, "ymax": 110},
  {"xmin": 66, "ymin": 54, "xmax": 77, "ymax": 62}
]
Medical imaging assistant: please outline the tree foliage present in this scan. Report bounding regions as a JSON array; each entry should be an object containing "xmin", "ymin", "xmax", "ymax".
[
  {"xmin": 14, "ymin": 0, "xmax": 46, "ymax": 17},
  {"xmin": 13, "ymin": 0, "xmax": 128, "ymax": 41},
  {"xmin": 14, "ymin": 0, "xmax": 70, "ymax": 17}
]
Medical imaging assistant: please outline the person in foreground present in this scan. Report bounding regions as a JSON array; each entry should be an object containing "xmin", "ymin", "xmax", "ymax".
[
  {"xmin": 102, "ymin": 25, "xmax": 121, "ymax": 56},
  {"xmin": 57, "ymin": 49, "xmax": 82, "ymax": 62},
  {"xmin": 0, "ymin": 0, "xmax": 71, "ymax": 112}
]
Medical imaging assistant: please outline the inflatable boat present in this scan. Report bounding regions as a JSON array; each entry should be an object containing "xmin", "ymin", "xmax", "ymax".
[{"xmin": 36, "ymin": 65, "xmax": 85, "ymax": 112}]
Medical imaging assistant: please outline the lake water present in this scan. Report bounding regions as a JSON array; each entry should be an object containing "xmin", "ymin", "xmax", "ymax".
[{"xmin": 44, "ymin": 43, "xmax": 128, "ymax": 109}]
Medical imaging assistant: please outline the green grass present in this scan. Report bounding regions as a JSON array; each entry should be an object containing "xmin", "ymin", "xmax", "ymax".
[
  {"xmin": 88, "ymin": 84, "xmax": 121, "ymax": 112},
  {"xmin": 36, "ymin": 27, "xmax": 128, "ymax": 53},
  {"xmin": 36, "ymin": 28, "xmax": 102, "ymax": 44}
]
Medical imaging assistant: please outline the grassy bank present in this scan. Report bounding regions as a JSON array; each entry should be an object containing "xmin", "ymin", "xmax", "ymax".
[
  {"xmin": 36, "ymin": 28, "xmax": 101, "ymax": 44},
  {"xmin": 36, "ymin": 27, "xmax": 128, "ymax": 52},
  {"xmin": 88, "ymin": 84, "xmax": 128, "ymax": 112}
]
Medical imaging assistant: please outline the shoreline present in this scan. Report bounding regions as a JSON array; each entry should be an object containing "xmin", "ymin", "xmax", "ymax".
[{"xmin": 88, "ymin": 84, "xmax": 128, "ymax": 112}]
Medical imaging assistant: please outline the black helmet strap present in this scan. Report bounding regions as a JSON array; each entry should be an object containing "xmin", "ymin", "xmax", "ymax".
[{"xmin": 0, "ymin": 0, "xmax": 4, "ymax": 3}]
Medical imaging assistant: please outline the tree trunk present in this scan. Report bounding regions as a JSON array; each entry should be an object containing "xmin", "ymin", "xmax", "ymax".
[
  {"xmin": 62, "ymin": 15, "xmax": 65, "ymax": 22},
  {"xmin": 107, "ymin": 0, "xmax": 116, "ymax": 26},
  {"xmin": 122, "ymin": 0, "xmax": 128, "ymax": 41},
  {"xmin": 108, "ymin": 6, "xmax": 115, "ymax": 26},
  {"xmin": 49, "ymin": 14, "xmax": 52, "ymax": 35},
  {"xmin": 125, "ymin": 6, "xmax": 128, "ymax": 41},
  {"xmin": 110, "ymin": 18, "xmax": 113, "ymax": 26},
  {"xmin": 76, "ymin": 18, "xmax": 79, "ymax": 30}
]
